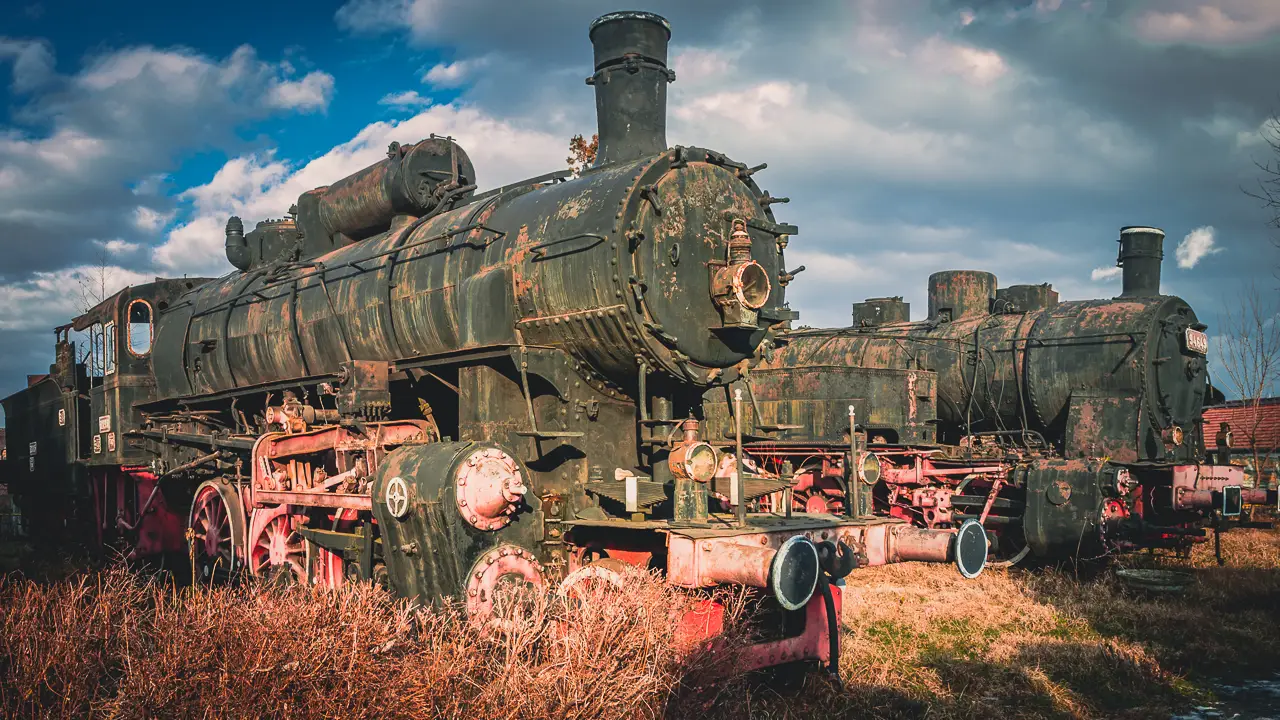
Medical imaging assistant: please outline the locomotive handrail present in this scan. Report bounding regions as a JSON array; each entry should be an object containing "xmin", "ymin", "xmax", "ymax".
[
  {"xmin": 183, "ymin": 222, "xmax": 508, "ymax": 320},
  {"xmin": 466, "ymin": 169, "xmax": 571, "ymax": 204},
  {"xmin": 529, "ymin": 233, "xmax": 607, "ymax": 261}
]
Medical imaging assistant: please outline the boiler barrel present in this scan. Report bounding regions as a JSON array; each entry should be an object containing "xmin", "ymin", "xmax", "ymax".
[{"xmin": 152, "ymin": 149, "xmax": 792, "ymax": 400}]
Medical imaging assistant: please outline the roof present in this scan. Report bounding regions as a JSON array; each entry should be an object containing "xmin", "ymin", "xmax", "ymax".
[{"xmin": 1203, "ymin": 396, "xmax": 1280, "ymax": 452}]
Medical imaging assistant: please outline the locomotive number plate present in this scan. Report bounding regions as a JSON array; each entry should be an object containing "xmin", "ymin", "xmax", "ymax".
[
  {"xmin": 1184, "ymin": 328, "xmax": 1208, "ymax": 355},
  {"xmin": 98, "ymin": 415, "xmax": 111, "ymax": 433}
]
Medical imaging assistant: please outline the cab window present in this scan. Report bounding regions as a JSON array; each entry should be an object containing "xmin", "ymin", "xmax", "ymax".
[
  {"xmin": 128, "ymin": 300, "xmax": 152, "ymax": 356},
  {"xmin": 88, "ymin": 326, "xmax": 103, "ymax": 377},
  {"xmin": 103, "ymin": 322, "xmax": 116, "ymax": 375}
]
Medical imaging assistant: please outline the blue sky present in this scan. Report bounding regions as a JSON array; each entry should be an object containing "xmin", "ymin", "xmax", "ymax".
[{"xmin": 1, "ymin": 0, "xmax": 1279, "ymax": 420}]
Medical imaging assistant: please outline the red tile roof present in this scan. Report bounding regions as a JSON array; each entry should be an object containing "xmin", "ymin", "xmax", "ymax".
[{"xmin": 1203, "ymin": 397, "xmax": 1280, "ymax": 452}]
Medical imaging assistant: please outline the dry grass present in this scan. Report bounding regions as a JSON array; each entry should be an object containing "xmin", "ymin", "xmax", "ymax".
[
  {"xmin": 2, "ymin": 529, "xmax": 1277, "ymax": 719},
  {"xmin": 0, "ymin": 564, "xmax": 748, "ymax": 720},
  {"xmin": 716, "ymin": 528, "xmax": 1280, "ymax": 719}
]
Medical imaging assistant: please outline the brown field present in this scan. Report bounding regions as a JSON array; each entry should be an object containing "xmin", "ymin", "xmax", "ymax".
[{"xmin": 2, "ymin": 528, "xmax": 1278, "ymax": 720}]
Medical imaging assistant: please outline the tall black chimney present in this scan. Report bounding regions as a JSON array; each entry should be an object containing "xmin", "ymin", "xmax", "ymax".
[
  {"xmin": 1117, "ymin": 226, "xmax": 1164, "ymax": 297},
  {"xmin": 587, "ymin": 11, "xmax": 674, "ymax": 167}
]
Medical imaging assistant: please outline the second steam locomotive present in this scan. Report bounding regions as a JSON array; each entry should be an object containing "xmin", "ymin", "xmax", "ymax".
[{"xmin": 705, "ymin": 226, "xmax": 1275, "ymax": 563}]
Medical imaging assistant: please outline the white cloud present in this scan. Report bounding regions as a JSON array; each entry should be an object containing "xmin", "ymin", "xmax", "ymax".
[
  {"xmin": 379, "ymin": 90, "xmax": 433, "ymax": 107},
  {"xmin": 336, "ymin": 0, "xmax": 443, "ymax": 41},
  {"xmin": 132, "ymin": 206, "xmax": 174, "ymax": 233},
  {"xmin": 1176, "ymin": 225, "xmax": 1223, "ymax": 269},
  {"xmin": 0, "ymin": 40, "xmax": 339, "ymax": 282},
  {"xmin": 1134, "ymin": 0, "xmax": 1280, "ymax": 45},
  {"xmin": 916, "ymin": 37, "xmax": 1008, "ymax": 85},
  {"xmin": 670, "ymin": 48, "xmax": 735, "ymax": 85},
  {"xmin": 0, "ymin": 264, "xmax": 152, "ymax": 332},
  {"xmin": 153, "ymin": 102, "xmax": 566, "ymax": 276},
  {"xmin": 266, "ymin": 70, "xmax": 336, "ymax": 111},
  {"xmin": 0, "ymin": 38, "xmax": 55, "ymax": 92},
  {"xmin": 1091, "ymin": 266, "xmax": 1122, "ymax": 281},
  {"xmin": 93, "ymin": 239, "xmax": 142, "ymax": 255},
  {"xmin": 423, "ymin": 57, "xmax": 487, "ymax": 87}
]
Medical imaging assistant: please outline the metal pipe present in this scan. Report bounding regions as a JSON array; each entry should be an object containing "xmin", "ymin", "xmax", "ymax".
[
  {"xmin": 888, "ymin": 524, "xmax": 955, "ymax": 563},
  {"xmin": 1173, "ymin": 487, "xmax": 1269, "ymax": 510},
  {"xmin": 734, "ymin": 388, "xmax": 746, "ymax": 527},
  {"xmin": 117, "ymin": 451, "xmax": 222, "ymax": 532},
  {"xmin": 1118, "ymin": 226, "xmax": 1164, "ymax": 297},
  {"xmin": 848, "ymin": 405, "xmax": 861, "ymax": 518},
  {"xmin": 699, "ymin": 541, "xmax": 774, "ymax": 587},
  {"xmin": 587, "ymin": 12, "xmax": 674, "ymax": 167}
]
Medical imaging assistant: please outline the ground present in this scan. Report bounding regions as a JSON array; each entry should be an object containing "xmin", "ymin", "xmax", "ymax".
[
  {"xmin": 1, "ymin": 527, "xmax": 1277, "ymax": 719},
  {"xmin": 732, "ymin": 527, "xmax": 1280, "ymax": 719}
]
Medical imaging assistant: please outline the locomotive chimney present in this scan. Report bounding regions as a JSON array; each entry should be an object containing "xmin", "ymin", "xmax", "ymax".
[
  {"xmin": 224, "ymin": 216, "xmax": 249, "ymax": 272},
  {"xmin": 1117, "ymin": 226, "xmax": 1164, "ymax": 297},
  {"xmin": 587, "ymin": 11, "xmax": 674, "ymax": 168}
]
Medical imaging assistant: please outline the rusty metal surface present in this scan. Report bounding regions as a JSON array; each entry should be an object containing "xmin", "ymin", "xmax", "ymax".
[
  {"xmin": 155, "ymin": 146, "xmax": 792, "ymax": 400},
  {"xmin": 777, "ymin": 290, "xmax": 1207, "ymax": 463},
  {"xmin": 928, "ymin": 270, "xmax": 995, "ymax": 322},
  {"xmin": 704, "ymin": 364, "xmax": 937, "ymax": 446}
]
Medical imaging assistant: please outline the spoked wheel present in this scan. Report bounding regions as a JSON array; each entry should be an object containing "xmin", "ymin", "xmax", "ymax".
[
  {"xmin": 250, "ymin": 507, "xmax": 306, "ymax": 585},
  {"xmin": 793, "ymin": 489, "xmax": 843, "ymax": 515},
  {"xmin": 558, "ymin": 558, "xmax": 633, "ymax": 603},
  {"xmin": 189, "ymin": 481, "xmax": 245, "ymax": 583}
]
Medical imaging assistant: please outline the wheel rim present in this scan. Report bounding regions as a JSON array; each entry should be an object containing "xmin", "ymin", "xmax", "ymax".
[
  {"xmin": 250, "ymin": 511, "xmax": 306, "ymax": 584},
  {"xmin": 190, "ymin": 485, "xmax": 236, "ymax": 581}
]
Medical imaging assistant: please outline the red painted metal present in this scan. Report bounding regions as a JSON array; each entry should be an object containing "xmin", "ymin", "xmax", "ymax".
[
  {"xmin": 465, "ymin": 544, "xmax": 546, "ymax": 622},
  {"xmin": 249, "ymin": 505, "xmax": 306, "ymax": 583},
  {"xmin": 190, "ymin": 484, "xmax": 236, "ymax": 579},
  {"xmin": 455, "ymin": 446, "xmax": 527, "ymax": 531},
  {"xmin": 737, "ymin": 585, "xmax": 841, "ymax": 672},
  {"xmin": 253, "ymin": 490, "xmax": 373, "ymax": 511},
  {"xmin": 666, "ymin": 521, "xmax": 961, "ymax": 590}
]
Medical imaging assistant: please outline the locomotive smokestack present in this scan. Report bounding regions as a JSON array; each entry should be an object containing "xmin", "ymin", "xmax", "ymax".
[
  {"xmin": 1117, "ymin": 226, "xmax": 1165, "ymax": 297},
  {"xmin": 588, "ymin": 11, "xmax": 674, "ymax": 167}
]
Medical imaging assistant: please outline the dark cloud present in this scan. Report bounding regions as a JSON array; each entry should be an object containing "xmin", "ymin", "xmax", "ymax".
[
  {"xmin": 4, "ymin": 0, "xmax": 1277, "ymax": 408},
  {"xmin": 333, "ymin": 0, "xmax": 1277, "ymax": 392}
]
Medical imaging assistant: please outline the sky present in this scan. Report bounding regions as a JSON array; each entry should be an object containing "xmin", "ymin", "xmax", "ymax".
[{"xmin": 1, "ymin": 0, "xmax": 1278, "ymax": 422}]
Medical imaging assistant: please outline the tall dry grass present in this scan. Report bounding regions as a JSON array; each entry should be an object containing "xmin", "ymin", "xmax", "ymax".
[
  {"xmin": 704, "ymin": 528, "xmax": 1280, "ymax": 720},
  {"xmin": 0, "ymin": 565, "xmax": 749, "ymax": 720},
  {"xmin": 3, "ymin": 529, "xmax": 1277, "ymax": 719}
]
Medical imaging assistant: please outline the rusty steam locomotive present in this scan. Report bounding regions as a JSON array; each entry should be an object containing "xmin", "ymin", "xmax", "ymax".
[
  {"xmin": 2, "ymin": 11, "xmax": 996, "ymax": 674},
  {"xmin": 704, "ymin": 227, "xmax": 1277, "ymax": 564}
]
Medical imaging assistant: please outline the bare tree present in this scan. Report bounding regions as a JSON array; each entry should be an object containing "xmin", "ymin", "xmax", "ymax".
[
  {"xmin": 1246, "ymin": 113, "xmax": 1280, "ymax": 262},
  {"xmin": 566, "ymin": 133, "xmax": 598, "ymax": 177},
  {"xmin": 1218, "ymin": 283, "xmax": 1280, "ymax": 485},
  {"xmin": 71, "ymin": 249, "xmax": 115, "ymax": 369}
]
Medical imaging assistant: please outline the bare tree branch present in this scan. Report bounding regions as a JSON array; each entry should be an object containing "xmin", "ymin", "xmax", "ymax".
[{"xmin": 1217, "ymin": 282, "xmax": 1280, "ymax": 484}]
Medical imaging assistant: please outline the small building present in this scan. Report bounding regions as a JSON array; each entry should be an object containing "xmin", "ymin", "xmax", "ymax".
[{"xmin": 1203, "ymin": 396, "xmax": 1280, "ymax": 484}]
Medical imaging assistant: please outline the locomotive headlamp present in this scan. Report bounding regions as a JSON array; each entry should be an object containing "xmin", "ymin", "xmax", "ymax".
[
  {"xmin": 1113, "ymin": 467, "xmax": 1134, "ymax": 495},
  {"xmin": 857, "ymin": 452, "xmax": 882, "ymax": 486},
  {"xmin": 730, "ymin": 262, "xmax": 771, "ymax": 310},
  {"xmin": 770, "ymin": 535, "xmax": 820, "ymax": 611},
  {"xmin": 670, "ymin": 441, "xmax": 718, "ymax": 483},
  {"xmin": 1163, "ymin": 426, "xmax": 1185, "ymax": 447},
  {"xmin": 711, "ymin": 219, "xmax": 772, "ymax": 329}
]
